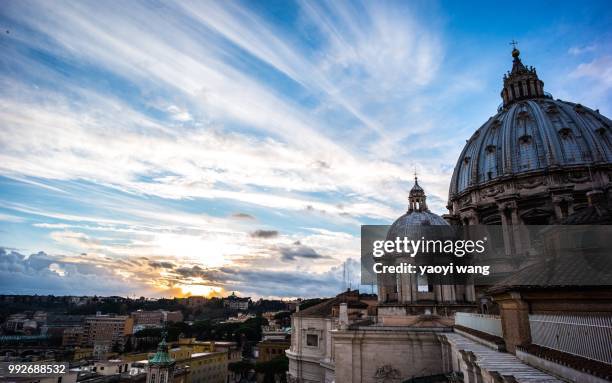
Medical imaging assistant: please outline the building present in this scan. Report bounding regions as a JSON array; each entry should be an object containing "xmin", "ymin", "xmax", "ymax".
[
  {"xmin": 287, "ymin": 290, "xmax": 376, "ymax": 383},
  {"xmin": 174, "ymin": 338, "xmax": 241, "ymax": 364},
  {"xmin": 163, "ymin": 311, "xmax": 183, "ymax": 323},
  {"xmin": 220, "ymin": 313, "xmax": 255, "ymax": 323},
  {"xmin": 256, "ymin": 326, "xmax": 291, "ymax": 363},
  {"xmin": 376, "ymin": 177, "xmax": 478, "ymax": 322},
  {"xmin": 180, "ymin": 296, "xmax": 208, "ymax": 308},
  {"xmin": 446, "ymin": 48, "xmax": 612, "ymax": 229},
  {"xmin": 83, "ymin": 313, "xmax": 134, "ymax": 350},
  {"xmin": 287, "ymin": 46, "xmax": 612, "ymax": 383},
  {"xmin": 168, "ymin": 346, "xmax": 228, "ymax": 383},
  {"xmin": 131, "ymin": 310, "xmax": 164, "ymax": 327},
  {"xmin": 147, "ymin": 338, "xmax": 181, "ymax": 383},
  {"xmin": 93, "ymin": 359, "xmax": 133, "ymax": 376},
  {"xmin": 62, "ymin": 326, "xmax": 83, "ymax": 346},
  {"xmin": 131, "ymin": 310, "xmax": 184, "ymax": 327},
  {"xmin": 223, "ymin": 292, "xmax": 250, "ymax": 310}
]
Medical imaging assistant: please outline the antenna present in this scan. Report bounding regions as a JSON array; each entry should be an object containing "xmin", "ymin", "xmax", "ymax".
[
  {"xmin": 348, "ymin": 260, "xmax": 351, "ymax": 290},
  {"xmin": 343, "ymin": 261, "xmax": 346, "ymax": 291}
]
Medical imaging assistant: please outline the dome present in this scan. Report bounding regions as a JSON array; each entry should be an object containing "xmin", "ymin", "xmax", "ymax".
[
  {"xmin": 387, "ymin": 177, "xmax": 448, "ymax": 241},
  {"xmin": 386, "ymin": 211, "xmax": 449, "ymax": 241},
  {"xmin": 449, "ymin": 50, "xmax": 612, "ymax": 198}
]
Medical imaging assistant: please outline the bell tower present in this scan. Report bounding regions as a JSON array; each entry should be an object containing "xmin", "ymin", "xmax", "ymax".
[{"xmin": 147, "ymin": 335, "xmax": 175, "ymax": 383}]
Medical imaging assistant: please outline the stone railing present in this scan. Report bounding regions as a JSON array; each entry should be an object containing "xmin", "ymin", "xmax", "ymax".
[{"xmin": 455, "ymin": 312, "xmax": 502, "ymax": 337}]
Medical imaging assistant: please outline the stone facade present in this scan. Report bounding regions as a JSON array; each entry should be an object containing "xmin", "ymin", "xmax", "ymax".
[
  {"xmin": 332, "ymin": 328, "xmax": 447, "ymax": 383},
  {"xmin": 286, "ymin": 315, "xmax": 336, "ymax": 383}
]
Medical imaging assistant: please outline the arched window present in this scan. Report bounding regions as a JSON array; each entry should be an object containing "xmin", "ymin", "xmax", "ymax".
[
  {"xmin": 484, "ymin": 145, "xmax": 497, "ymax": 180},
  {"xmin": 458, "ymin": 157, "xmax": 471, "ymax": 191},
  {"xmin": 518, "ymin": 135, "xmax": 534, "ymax": 170},
  {"xmin": 558, "ymin": 128, "xmax": 580, "ymax": 162}
]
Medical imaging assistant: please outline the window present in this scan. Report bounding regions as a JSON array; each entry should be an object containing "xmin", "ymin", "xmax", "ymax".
[
  {"xmin": 458, "ymin": 157, "xmax": 471, "ymax": 191},
  {"xmin": 484, "ymin": 145, "xmax": 497, "ymax": 180},
  {"xmin": 417, "ymin": 274, "xmax": 433, "ymax": 292},
  {"xmin": 518, "ymin": 135, "xmax": 534, "ymax": 170},
  {"xmin": 306, "ymin": 334, "xmax": 318, "ymax": 347},
  {"xmin": 558, "ymin": 128, "xmax": 580, "ymax": 162}
]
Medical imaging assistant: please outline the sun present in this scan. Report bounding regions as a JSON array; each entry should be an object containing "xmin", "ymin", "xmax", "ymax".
[{"xmin": 179, "ymin": 284, "xmax": 223, "ymax": 297}]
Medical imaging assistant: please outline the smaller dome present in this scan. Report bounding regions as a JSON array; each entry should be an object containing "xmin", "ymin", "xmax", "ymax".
[
  {"xmin": 387, "ymin": 179, "xmax": 448, "ymax": 241},
  {"xmin": 386, "ymin": 211, "xmax": 449, "ymax": 242}
]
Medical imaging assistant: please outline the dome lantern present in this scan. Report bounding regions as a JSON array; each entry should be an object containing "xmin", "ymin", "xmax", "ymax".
[
  {"xmin": 408, "ymin": 174, "xmax": 428, "ymax": 212},
  {"xmin": 501, "ymin": 42, "xmax": 546, "ymax": 107}
]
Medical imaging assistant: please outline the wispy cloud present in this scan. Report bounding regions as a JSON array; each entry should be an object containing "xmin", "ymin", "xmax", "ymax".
[{"xmin": 1, "ymin": 0, "xmax": 610, "ymax": 297}]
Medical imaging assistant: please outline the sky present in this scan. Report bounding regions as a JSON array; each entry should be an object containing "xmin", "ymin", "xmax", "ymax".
[{"xmin": 0, "ymin": 0, "xmax": 611, "ymax": 299}]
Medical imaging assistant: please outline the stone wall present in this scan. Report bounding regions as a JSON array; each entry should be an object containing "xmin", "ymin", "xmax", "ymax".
[{"xmin": 332, "ymin": 328, "xmax": 446, "ymax": 383}]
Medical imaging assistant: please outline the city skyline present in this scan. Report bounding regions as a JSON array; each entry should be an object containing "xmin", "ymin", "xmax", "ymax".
[{"xmin": 1, "ymin": 0, "xmax": 611, "ymax": 298}]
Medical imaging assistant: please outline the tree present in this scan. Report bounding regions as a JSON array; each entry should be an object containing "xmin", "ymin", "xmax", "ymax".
[
  {"xmin": 228, "ymin": 360, "xmax": 253, "ymax": 382},
  {"xmin": 255, "ymin": 356, "xmax": 288, "ymax": 383},
  {"xmin": 111, "ymin": 341, "xmax": 122, "ymax": 353}
]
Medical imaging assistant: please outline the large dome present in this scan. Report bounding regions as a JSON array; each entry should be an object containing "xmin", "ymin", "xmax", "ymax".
[
  {"xmin": 449, "ymin": 98, "xmax": 612, "ymax": 196},
  {"xmin": 449, "ymin": 49, "xmax": 612, "ymax": 199}
]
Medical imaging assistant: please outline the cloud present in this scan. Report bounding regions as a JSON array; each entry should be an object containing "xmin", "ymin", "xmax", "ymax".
[
  {"xmin": 569, "ymin": 56, "xmax": 612, "ymax": 87},
  {"xmin": 5, "ymin": 1, "xmax": 594, "ymax": 299},
  {"xmin": 166, "ymin": 105, "xmax": 192, "ymax": 122},
  {"xmin": 0, "ymin": 248, "xmax": 159, "ymax": 296},
  {"xmin": 149, "ymin": 261, "xmax": 176, "ymax": 269},
  {"xmin": 0, "ymin": 0, "xmax": 457, "ymax": 218},
  {"xmin": 568, "ymin": 44, "xmax": 597, "ymax": 55},
  {"xmin": 277, "ymin": 242, "xmax": 328, "ymax": 261},
  {"xmin": 250, "ymin": 229, "xmax": 279, "ymax": 238},
  {"xmin": 174, "ymin": 265, "xmax": 208, "ymax": 279},
  {"xmin": 231, "ymin": 212, "xmax": 255, "ymax": 220},
  {"xmin": 0, "ymin": 213, "xmax": 25, "ymax": 223}
]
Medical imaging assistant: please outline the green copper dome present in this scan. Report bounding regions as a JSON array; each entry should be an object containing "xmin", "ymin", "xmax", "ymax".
[{"xmin": 149, "ymin": 338, "xmax": 175, "ymax": 366}]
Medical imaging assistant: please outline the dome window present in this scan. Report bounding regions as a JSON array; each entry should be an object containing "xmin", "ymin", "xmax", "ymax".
[
  {"xmin": 596, "ymin": 127, "xmax": 607, "ymax": 136},
  {"xmin": 518, "ymin": 134, "xmax": 532, "ymax": 144},
  {"xmin": 463, "ymin": 156, "xmax": 471, "ymax": 164},
  {"xmin": 485, "ymin": 145, "xmax": 498, "ymax": 179},
  {"xmin": 517, "ymin": 110, "xmax": 531, "ymax": 121},
  {"xmin": 574, "ymin": 104, "xmax": 586, "ymax": 114},
  {"xmin": 546, "ymin": 105, "xmax": 559, "ymax": 114},
  {"xmin": 559, "ymin": 128, "xmax": 572, "ymax": 139},
  {"xmin": 491, "ymin": 119, "xmax": 501, "ymax": 128}
]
